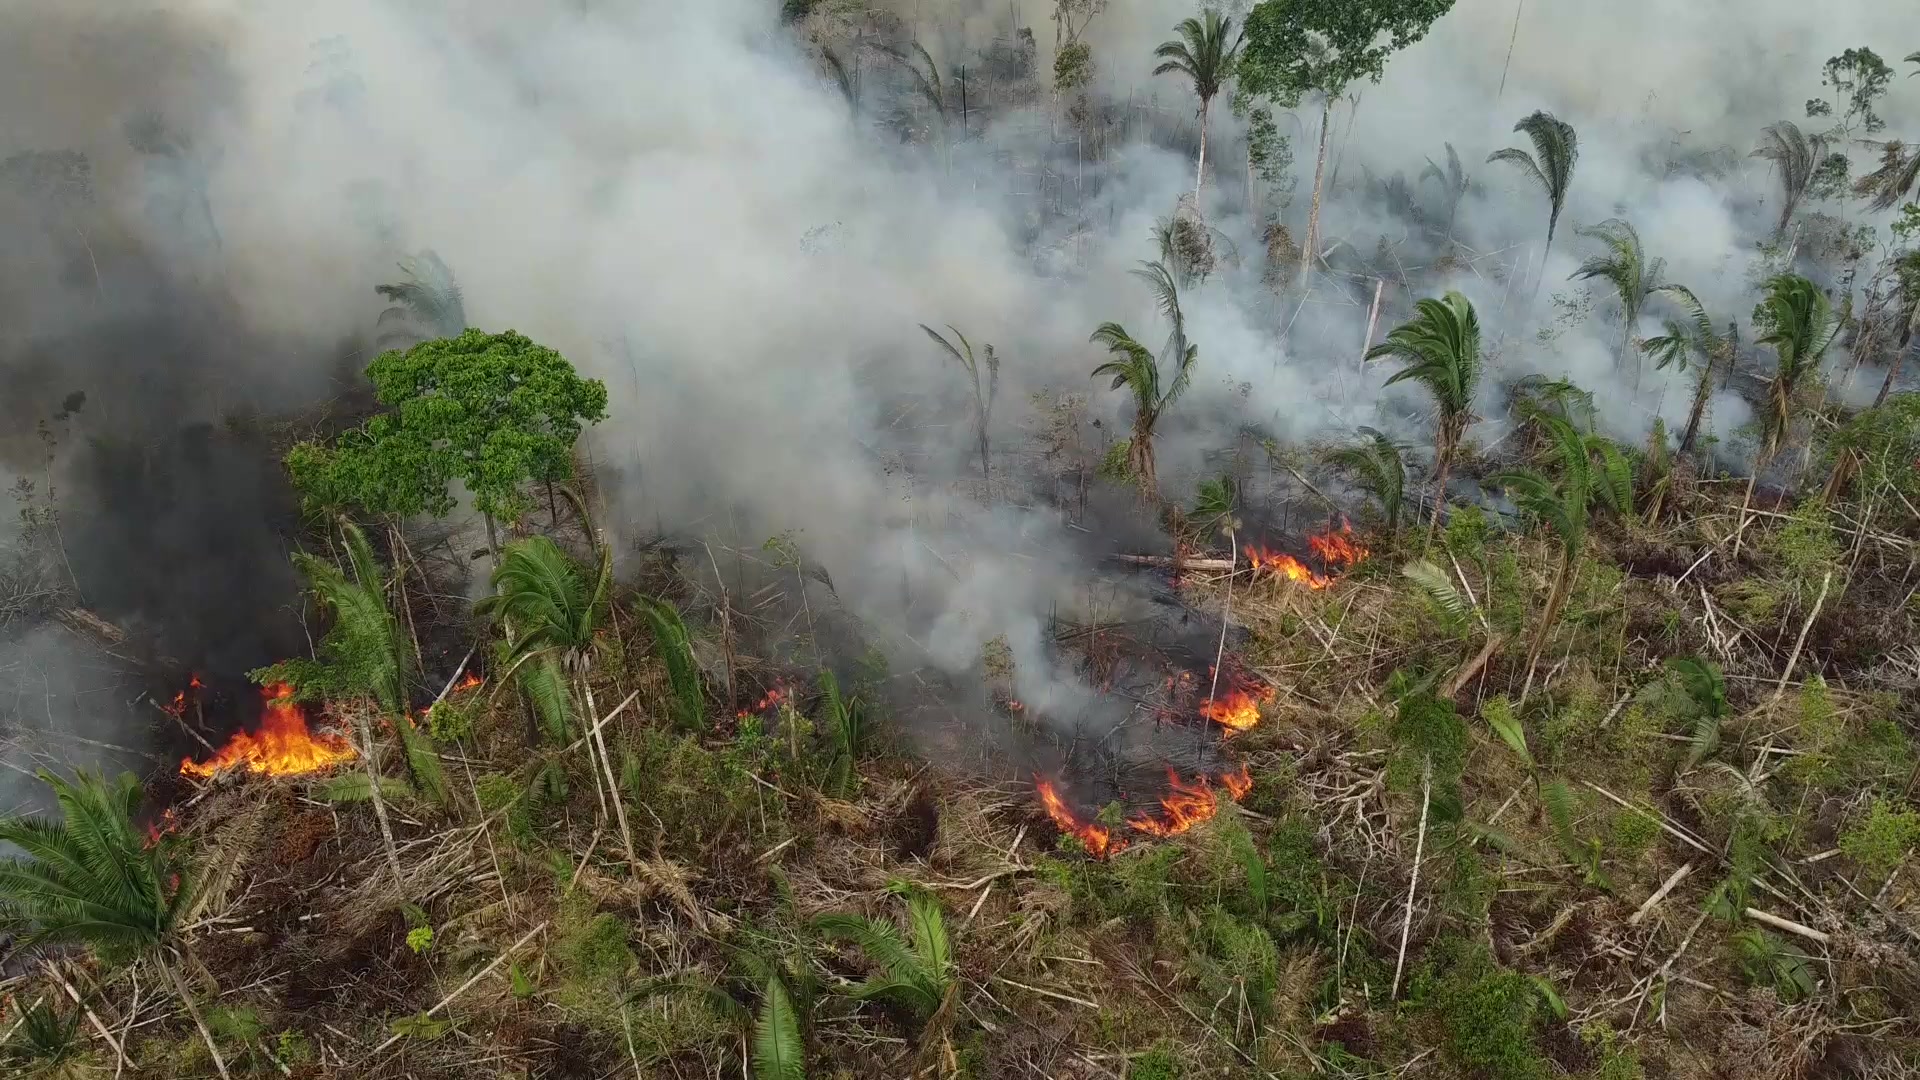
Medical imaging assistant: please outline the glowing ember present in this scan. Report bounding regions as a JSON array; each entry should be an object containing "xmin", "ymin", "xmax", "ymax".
[
  {"xmin": 737, "ymin": 684, "xmax": 790, "ymax": 719},
  {"xmin": 1198, "ymin": 680, "xmax": 1276, "ymax": 735},
  {"xmin": 179, "ymin": 683, "xmax": 358, "ymax": 779},
  {"xmin": 1035, "ymin": 778, "xmax": 1122, "ymax": 858},
  {"xmin": 162, "ymin": 674, "xmax": 204, "ymax": 717},
  {"xmin": 144, "ymin": 807, "xmax": 179, "ymax": 848}
]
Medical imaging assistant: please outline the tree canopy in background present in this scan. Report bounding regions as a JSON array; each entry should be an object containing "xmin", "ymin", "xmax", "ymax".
[
  {"xmin": 288, "ymin": 329, "xmax": 608, "ymax": 523},
  {"xmin": 1237, "ymin": 0, "xmax": 1455, "ymax": 104}
]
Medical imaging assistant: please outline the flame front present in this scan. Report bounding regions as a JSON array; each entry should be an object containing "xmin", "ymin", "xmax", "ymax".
[
  {"xmin": 1035, "ymin": 779, "xmax": 1121, "ymax": 857},
  {"xmin": 1245, "ymin": 521, "xmax": 1369, "ymax": 591},
  {"xmin": 737, "ymin": 684, "xmax": 790, "ymax": 719},
  {"xmin": 180, "ymin": 683, "xmax": 358, "ymax": 779},
  {"xmin": 163, "ymin": 674, "xmax": 204, "ymax": 717},
  {"xmin": 458, "ymin": 671, "xmax": 484, "ymax": 690}
]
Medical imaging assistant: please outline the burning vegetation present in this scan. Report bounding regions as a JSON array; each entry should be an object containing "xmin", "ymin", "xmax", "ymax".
[{"xmin": 176, "ymin": 681, "xmax": 358, "ymax": 780}]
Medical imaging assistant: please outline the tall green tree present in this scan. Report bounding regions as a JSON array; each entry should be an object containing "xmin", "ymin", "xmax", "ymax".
[
  {"xmin": 1321, "ymin": 426, "xmax": 1408, "ymax": 543},
  {"xmin": 1090, "ymin": 261, "xmax": 1198, "ymax": 498},
  {"xmin": 1751, "ymin": 121, "xmax": 1828, "ymax": 236},
  {"xmin": 1364, "ymin": 290, "xmax": 1482, "ymax": 542},
  {"xmin": 1152, "ymin": 11, "xmax": 1243, "ymax": 203},
  {"xmin": 480, "ymin": 535, "xmax": 639, "ymax": 876},
  {"xmin": 1569, "ymin": 218, "xmax": 1670, "ymax": 390},
  {"xmin": 919, "ymin": 325, "xmax": 1000, "ymax": 481},
  {"xmin": 285, "ymin": 329, "xmax": 608, "ymax": 560},
  {"xmin": 1239, "ymin": 0, "xmax": 1456, "ymax": 283},
  {"xmin": 1641, "ymin": 284, "xmax": 1729, "ymax": 458},
  {"xmin": 1496, "ymin": 410, "xmax": 1632, "ymax": 685},
  {"xmin": 1487, "ymin": 110, "xmax": 1578, "ymax": 293},
  {"xmin": 0, "ymin": 771, "xmax": 232, "ymax": 1079},
  {"xmin": 1732, "ymin": 274, "xmax": 1844, "ymax": 554}
]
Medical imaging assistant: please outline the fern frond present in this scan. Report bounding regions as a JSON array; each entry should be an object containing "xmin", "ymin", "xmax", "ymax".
[
  {"xmin": 752, "ymin": 975, "xmax": 806, "ymax": 1080},
  {"xmin": 640, "ymin": 596, "xmax": 705, "ymax": 731},
  {"xmin": 1403, "ymin": 559, "xmax": 1471, "ymax": 621}
]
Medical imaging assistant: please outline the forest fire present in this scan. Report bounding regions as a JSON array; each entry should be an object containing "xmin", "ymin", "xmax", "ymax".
[
  {"xmin": 1245, "ymin": 520, "xmax": 1369, "ymax": 590},
  {"xmin": 737, "ymin": 683, "xmax": 791, "ymax": 719},
  {"xmin": 178, "ymin": 683, "xmax": 358, "ymax": 780},
  {"xmin": 1127, "ymin": 767, "xmax": 1253, "ymax": 837},
  {"xmin": 1035, "ymin": 778, "xmax": 1121, "ymax": 857},
  {"xmin": 162, "ymin": 674, "xmax": 204, "ymax": 717},
  {"xmin": 1198, "ymin": 680, "xmax": 1276, "ymax": 734}
]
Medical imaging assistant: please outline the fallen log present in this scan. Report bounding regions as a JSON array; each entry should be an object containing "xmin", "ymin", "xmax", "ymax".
[
  {"xmin": 1111, "ymin": 554, "xmax": 1237, "ymax": 572},
  {"xmin": 57, "ymin": 607, "xmax": 125, "ymax": 644}
]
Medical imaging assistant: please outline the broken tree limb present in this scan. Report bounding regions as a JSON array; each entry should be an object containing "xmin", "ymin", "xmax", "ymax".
[
  {"xmin": 44, "ymin": 960, "xmax": 131, "ymax": 1070},
  {"xmin": 367, "ymin": 921, "xmax": 549, "ymax": 1059},
  {"xmin": 1744, "ymin": 907, "xmax": 1830, "ymax": 945},
  {"xmin": 1443, "ymin": 633, "xmax": 1504, "ymax": 698},
  {"xmin": 57, "ymin": 607, "xmax": 125, "ymax": 644},
  {"xmin": 1111, "ymin": 553, "xmax": 1237, "ymax": 571},
  {"xmin": 1391, "ymin": 758, "xmax": 1433, "ymax": 1000},
  {"xmin": 1769, "ymin": 570, "xmax": 1832, "ymax": 704},
  {"xmin": 1629, "ymin": 862, "xmax": 1694, "ymax": 926}
]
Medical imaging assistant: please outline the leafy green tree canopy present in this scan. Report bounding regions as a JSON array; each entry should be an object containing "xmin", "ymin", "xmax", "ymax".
[
  {"xmin": 1238, "ymin": 0, "xmax": 1455, "ymax": 103},
  {"xmin": 288, "ymin": 329, "xmax": 608, "ymax": 522}
]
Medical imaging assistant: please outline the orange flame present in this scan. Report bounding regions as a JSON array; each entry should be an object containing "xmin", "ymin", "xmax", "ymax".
[
  {"xmin": 1308, "ymin": 520, "xmax": 1369, "ymax": 570},
  {"xmin": 144, "ymin": 807, "xmax": 179, "ymax": 848},
  {"xmin": 737, "ymin": 684, "xmax": 790, "ymax": 719},
  {"xmin": 1035, "ymin": 779, "xmax": 1123, "ymax": 858},
  {"xmin": 1127, "ymin": 766, "xmax": 1258, "ymax": 838},
  {"xmin": 162, "ymin": 674, "xmax": 204, "ymax": 718},
  {"xmin": 1244, "ymin": 521, "xmax": 1369, "ymax": 590},
  {"xmin": 458, "ymin": 671, "xmax": 484, "ymax": 690},
  {"xmin": 180, "ymin": 683, "xmax": 358, "ymax": 779},
  {"xmin": 1198, "ymin": 678, "xmax": 1276, "ymax": 735}
]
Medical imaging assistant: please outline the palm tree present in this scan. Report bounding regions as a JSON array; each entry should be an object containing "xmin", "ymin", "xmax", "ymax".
[
  {"xmin": 1641, "ymin": 284, "xmax": 1727, "ymax": 457},
  {"xmin": 882, "ymin": 41, "xmax": 948, "ymax": 167},
  {"xmin": 1488, "ymin": 111, "xmax": 1578, "ymax": 294},
  {"xmin": 1874, "ymin": 259, "xmax": 1920, "ymax": 406},
  {"xmin": 1090, "ymin": 261, "xmax": 1199, "ymax": 498},
  {"xmin": 374, "ymin": 251, "xmax": 465, "ymax": 352},
  {"xmin": 814, "ymin": 888, "xmax": 955, "ymax": 1022},
  {"xmin": 1497, "ymin": 411, "xmax": 1632, "ymax": 689},
  {"xmin": 1732, "ymin": 274, "xmax": 1843, "ymax": 555},
  {"xmin": 0, "ymin": 770, "xmax": 232, "ymax": 1079},
  {"xmin": 1364, "ymin": 291, "xmax": 1483, "ymax": 542},
  {"xmin": 481, "ymin": 535, "xmax": 639, "ymax": 875},
  {"xmin": 1420, "ymin": 142, "xmax": 1471, "ymax": 240},
  {"xmin": 1152, "ymin": 11, "xmax": 1242, "ymax": 203},
  {"xmin": 919, "ymin": 325, "xmax": 1000, "ymax": 481},
  {"xmin": 1853, "ymin": 139, "xmax": 1919, "ymax": 211},
  {"xmin": 1570, "ymin": 219, "xmax": 1669, "ymax": 390},
  {"xmin": 1320, "ymin": 427, "xmax": 1407, "ymax": 543},
  {"xmin": 1750, "ymin": 121, "xmax": 1828, "ymax": 237}
]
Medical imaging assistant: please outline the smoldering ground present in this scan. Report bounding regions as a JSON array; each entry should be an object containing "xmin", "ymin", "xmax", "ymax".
[{"xmin": 0, "ymin": 0, "xmax": 1913, "ymax": 797}]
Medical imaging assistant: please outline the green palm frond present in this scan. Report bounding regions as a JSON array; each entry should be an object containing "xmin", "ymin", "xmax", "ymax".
[
  {"xmin": 394, "ymin": 713, "xmax": 447, "ymax": 804},
  {"xmin": 281, "ymin": 523, "xmax": 407, "ymax": 714},
  {"xmin": 3, "ymin": 997, "xmax": 85, "ymax": 1071},
  {"xmin": 1853, "ymin": 139, "xmax": 1920, "ymax": 211},
  {"xmin": 1571, "ymin": 218, "xmax": 1665, "ymax": 325},
  {"xmin": 1152, "ymin": 12, "xmax": 1241, "ymax": 104},
  {"xmin": 906, "ymin": 892, "xmax": 953, "ymax": 987},
  {"xmin": 1490, "ymin": 111, "xmax": 1579, "ymax": 243},
  {"xmin": 0, "ymin": 771, "xmax": 181, "ymax": 964},
  {"xmin": 1734, "ymin": 928, "xmax": 1815, "ymax": 1002},
  {"xmin": 318, "ymin": 772, "xmax": 415, "ymax": 803},
  {"xmin": 1493, "ymin": 468, "xmax": 1585, "ymax": 554},
  {"xmin": 752, "ymin": 975, "xmax": 806, "ymax": 1080},
  {"xmin": 1480, "ymin": 697, "xmax": 1533, "ymax": 769},
  {"xmin": 640, "ymin": 596, "xmax": 705, "ymax": 732},
  {"xmin": 814, "ymin": 893, "xmax": 951, "ymax": 1020},
  {"xmin": 1421, "ymin": 142, "xmax": 1469, "ymax": 198},
  {"xmin": 481, "ymin": 537, "xmax": 603, "ymax": 660},
  {"xmin": 1321, "ymin": 427, "xmax": 1407, "ymax": 538},
  {"xmin": 375, "ymin": 251, "xmax": 466, "ymax": 340},
  {"xmin": 1403, "ymin": 558, "xmax": 1471, "ymax": 623},
  {"xmin": 1584, "ymin": 436, "xmax": 1636, "ymax": 518},
  {"xmin": 817, "ymin": 670, "xmax": 862, "ymax": 799},
  {"xmin": 1754, "ymin": 273, "xmax": 1842, "ymax": 458},
  {"xmin": 517, "ymin": 653, "xmax": 575, "ymax": 743},
  {"xmin": 881, "ymin": 41, "xmax": 944, "ymax": 116},
  {"xmin": 1192, "ymin": 475, "xmax": 1239, "ymax": 536},
  {"xmin": 1365, "ymin": 290, "xmax": 1481, "ymax": 422},
  {"xmin": 1751, "ymin": 121, "xmax": 1827, "ymax": 232}
]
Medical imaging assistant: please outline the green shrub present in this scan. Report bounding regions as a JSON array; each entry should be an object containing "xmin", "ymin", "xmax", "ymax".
[
  {"xmin": 1418, "ymin": 940, "xmax": 1548, "ymax": 1080},
  {"xmin": 556, "ymin": 897, "xmax": 633, "ymax": 985},
  {"xmin": 1128, "ymin": 1041, "xmax": 1183, "ymax": 1080},
  {"xmin": 1840, "ymin": 799, "xmax": 1920, "ymax": 876}
]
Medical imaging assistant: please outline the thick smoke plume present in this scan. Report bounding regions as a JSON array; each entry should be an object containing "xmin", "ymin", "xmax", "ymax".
[{"xmin": 0, "ymin": 0, "xmax": 1913, "ymax": 794}]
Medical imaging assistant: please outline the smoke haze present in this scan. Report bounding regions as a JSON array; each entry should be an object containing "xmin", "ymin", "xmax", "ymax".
[{"xmin": 0, "ymin": 0, "xmax": 1912, "ymax": 790}]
